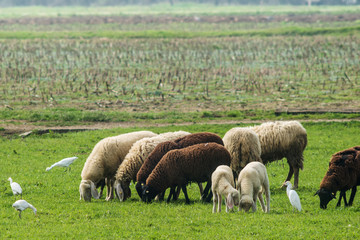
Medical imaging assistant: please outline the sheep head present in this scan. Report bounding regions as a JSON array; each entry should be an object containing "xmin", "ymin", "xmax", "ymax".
[
  {"xmin": 226, "ymin": 191, "xmax": 240, "ymax": 211},
  {"xmin": 114, "ymin": 179, "xmax": 131, "ymax": 202},
  {"xmin": 239, "ymin": 195, "xmax": 253, "ymax": 212},
  {"xmin": 314, "ymin": 188, "xmax": 336, "ymax": 209},
  {"xmin": 141, "ymin": 185, "xmax": 159, "ymax": 203},
  {"xmin": 79, "ymin": 180, "xmax": 99, "ymax": 202},
  {"xmin": 135, "ymin": 181, "xmax": 145, "ymax": 199}
]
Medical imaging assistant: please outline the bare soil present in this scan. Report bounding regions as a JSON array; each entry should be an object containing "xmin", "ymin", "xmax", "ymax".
[
  {"xmin": 1, "ymin": 117, "xmax": 359, "ymax": 137},
  {"xmin": 0, "ymin": 14, "xmax": 359, "ymax": 25}
]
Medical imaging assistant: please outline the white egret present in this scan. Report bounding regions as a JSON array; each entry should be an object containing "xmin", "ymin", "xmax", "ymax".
[
  {"xmin": 46, "ymin": 156, "xmax": 78, "ymax": 171},
  {"xmin": 8, "ymin": 177, "xmax": 22, "ymax": 200},
  {"xmin": 12, "ymin": 199, "xmax": 37, "ymax": 219},
  {"xmin": 285, "ymin": 181, "xmax": 301, "ymax": 212}
]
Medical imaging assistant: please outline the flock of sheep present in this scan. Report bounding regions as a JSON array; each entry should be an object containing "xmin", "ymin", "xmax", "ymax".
[
  {"xmin": 9, "ymin": 120, "xmax": 360, "ymax": 217},
  {"xmin": 79, "ymin": 120, "xmax": 306, "ymax": 212}
]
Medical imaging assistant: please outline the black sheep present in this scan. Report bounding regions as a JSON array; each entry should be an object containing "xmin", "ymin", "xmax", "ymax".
[
  {"xmin": 142, "ymin": 142, "xmax": 231, "ymax": 204},
  {"xmin": 315, "ymin": 146, "xmax": 360, "ymax": 209},
  {"xmin": 136, "ymin": 132, "xmax": 224, "ymax": 201}
]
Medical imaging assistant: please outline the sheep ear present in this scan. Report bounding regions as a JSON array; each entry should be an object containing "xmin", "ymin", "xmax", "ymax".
[
  {"xmin": 90, "ymin": 181, "xmax": 99, "ymax": 199},
  {"xmin": 314, "ymin": 190, "xmax": 320, "ymax": 196},
  {"xmin": 116, "ymin": 183, "xmax": 124, "ymax": 202},
  {"xmin": 226, "ymin": 193, "xmax": 234, "ymax": 209}
]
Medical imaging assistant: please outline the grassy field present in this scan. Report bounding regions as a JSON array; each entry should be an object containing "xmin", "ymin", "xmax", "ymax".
[
  {"xmin": 0, "ymin": 4, "xmax": 359, "ymax": 127},
  {"xmin": 0, "ymin": 5, "xmax": 360, "ymax": 238},
  {"xmin": 1, "ymin": 4, "xmax": 360, "ymax": 18},
  {"xmin": 1, "ymin": 122, "xmax": 360, "ymax": 239}
]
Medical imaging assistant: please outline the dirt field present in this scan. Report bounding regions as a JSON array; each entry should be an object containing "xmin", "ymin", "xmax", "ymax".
[{"xmin": 0, "ymin": 14, "xmax": 359, "ymax": 25}]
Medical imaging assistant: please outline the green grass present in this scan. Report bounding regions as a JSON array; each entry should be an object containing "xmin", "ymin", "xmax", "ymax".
[
  {"xmin": 1, "ymin": 4, "xmax": 360, "ymax": 18},
  {"xmin": 0, "ymin": 25, "xmax": 359, "ymax": 39},
  {"xmin": 1, "ymin": 122, "xmax": 360, "ymax": 238}
]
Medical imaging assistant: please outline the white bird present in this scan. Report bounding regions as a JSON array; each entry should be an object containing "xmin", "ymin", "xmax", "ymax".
[
  {"xmin": 12, "ymin": 199, "xmax": 37, "ymax": 219},
  {"xmin": 285, "ymin": 181, "xmax": 301, "ymax": 212},
  {"xmin": 46, "ymin": 156, "xmax": 78, "ymax": 171},
  {"xmin": 8, "ymin": 177, "xmax": 22, "ymax": 200}
]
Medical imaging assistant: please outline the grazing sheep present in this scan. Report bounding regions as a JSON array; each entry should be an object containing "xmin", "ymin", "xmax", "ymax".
[
  {"xmin": 237, "ymin": 161, "xmax": 270, "ymax": 213},
  {"xmin": 211, "ymin": 165, "xmax": 240, "ymax": 213},
  {"xmin": 136, "ymin": 132, "xmax": 224, "ymax": 201},
  {"xmin": 142, "ymin": 142, "xmax": 231, "ymax": 204},
  {"xmin": 79, "ymin": 131, "xmax": 157, "ymax": 202},
  {"xmin": 114, "ymin": 131, "xmax": 190, "ymax": 202},
  {"xmin": 223, "ymin": 127, "xmax": 262, "ymax": 176},
  {"xmin": 315, "ymin": 146, "xmax": 360, "ymax": 209},
  {"xmin": 251, "ymin": 121, "xmax": 307, "ymax": 189}
]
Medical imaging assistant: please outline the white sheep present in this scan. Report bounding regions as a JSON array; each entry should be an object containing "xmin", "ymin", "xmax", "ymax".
[
  {"xmin": 237, "ymin": 161, "xmax": 270, "ymax": 213},
  {"xmin": 251, "ymin": 121, "xmax": 307, "ymax": 189},
  {"xmin": 79, "ymin": 130, "xmax": 157, "ymax": 202},
  {"xmin": 223, "ymin": 127, "xmax": 262, "ymax": 176},
  {"xmin": 211, "ymin": 165, "xmax": 240, "ymax": 213},
  {"xmin": 114, "ymin": 131, "xmax": 190, "ymax": 202}
]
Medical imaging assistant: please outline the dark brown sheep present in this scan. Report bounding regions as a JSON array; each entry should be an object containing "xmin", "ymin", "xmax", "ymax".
[
  {"xmin": 142, "ymin": 142, "xmax": 231, "ymax": 204},
  {"xmin": 136, "ymin": 132, "xmax": 224, "ymax": 201},
  {"xmin": 315, "ymin": 146, "xmax": 360, "ymax": 209}
]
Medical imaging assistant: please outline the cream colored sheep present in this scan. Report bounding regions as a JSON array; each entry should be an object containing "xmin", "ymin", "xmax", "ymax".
[
  {"xmin": 211, "ymin": 165, "xmax": 240, "ymax": 213},
  {"xmin": 237, "ymin": 162, "xmax": 270, "ymax": 213},
  {"xmin": 79, "ymin": 130, "xmax": 157, "ymax": 202},
  {"xmin": 114, "ymin": 131, "xmax": 190, "ymax": 202},
  {"xmin": 223, "ymin": 127, "xmax": 262, "ymax": 176},
  {"xmin": 251, "ymin": 121, "xmax": 307, "ymax": 189}
]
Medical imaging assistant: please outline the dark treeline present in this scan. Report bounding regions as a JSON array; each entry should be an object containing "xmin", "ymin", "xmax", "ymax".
[{"xmin": 0, "ymin": 0, "xmax": 358, "ymax": 7}]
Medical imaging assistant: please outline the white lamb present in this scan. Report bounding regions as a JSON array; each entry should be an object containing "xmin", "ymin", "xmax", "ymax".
[
  {"xmin": 79, "ymin": 130, "xmax": 157, "ymax": 202},
  {"xmin": 237, "ymin": 162, "xmax": 270, "ymax": 213},
  {"xmin": 211, "ymin": 165, "xmax": 240, "ymax": 213}
]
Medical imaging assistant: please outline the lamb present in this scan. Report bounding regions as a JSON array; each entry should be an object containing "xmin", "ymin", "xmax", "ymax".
[
  {"xmin": 136, "ymin": 132, "xmax": 224, "ymax": 201},
  {"xmin": 113, "ymin": 131, "xmax": 190, "ymax": 202},
  {"xmin": 211, "ymin": 165, "xmax": 240, "ymax": 213},
  {"xmin": 251, "ymin": 121, "xmax": 307, "ymax": 189},
  {"xmin": 237, "ymin": 161, "xmax": 270, "ymax": 213},
  {"xmin": 315, "ymin": 146, "xmax": 360, "ymax": 209},
  {"xmin": 79, "ymin": 130, "xmax": 157, "ymax": 202},
  {"xmin": 142, "ymin": 142, "xmax": 231, "ymax": 204},
  {"xmin": 223, "ymin": 127, "xmax": 262, "ymax": 176}
]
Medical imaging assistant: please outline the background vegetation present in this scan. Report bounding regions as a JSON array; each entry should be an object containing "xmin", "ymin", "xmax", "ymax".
[{"xmin": 0, "ymin": 5, "xmax": 359, "ymax": 127}]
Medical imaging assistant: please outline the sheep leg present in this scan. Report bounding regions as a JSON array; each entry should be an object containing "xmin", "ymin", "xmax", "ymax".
[
  {"xmin": 166, "ymin": 187, "xmax": 176, "ymax": 203},
  {"xmin": 258, "ymin": 192, "xmax": 266, "ymax": 213},
  {"xmin": 201, "ymin": 181, "xmax": 211, "ymax": 201},
  {"xmin": 198, "ymin": 183, "xmax": 204, "ymax": 197},
  {"xmin": 284, "ymin": 164, "xmax": 294, "ymax": 187},
  {"xmin": 181, "ymin": 185, "xmax": 190, "ymax": 204},
  {"xmin": 212, "ymin": 192, "xmax": 217, "ymax": 213},
  {"xmin": 174, "ymin": 185, "xmax": 181, "ymax": 200},
  {"xmin": 205, "ymin": 190, "xmax": 213, "ymax": 203},
  {"xmin": 348, "ymin": 186, "xmax": 357, "ymax": 206},
  {"xmin": 252, "ymin": 196, "xmax": 257, "ymax": 212},
  {"xmin": 293, "ymin": 167, "xmax": 300, "ymax": 189},
  {"xmin": 336, "ymin": 190, "xmax": 347, "ymax": 207},
  {"xmin": 157, "ymin": 191, "xmax": 165, "ymax": 201}
]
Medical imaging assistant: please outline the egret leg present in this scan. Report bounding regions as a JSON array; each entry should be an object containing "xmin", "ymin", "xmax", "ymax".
[{"xmin": 18, "ymin": 211, "xmax": 22, "ymax": 219}]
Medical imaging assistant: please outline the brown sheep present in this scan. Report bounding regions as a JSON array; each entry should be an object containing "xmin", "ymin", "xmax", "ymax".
[
  {"xmin": 142, "ymin": 142, "xmax": 231, "ymax": 204},
  {"xmin": 136, "ymin": 132, "xmax": 224, "ymax": 201},
  {"xmin": 315, "ymin": 146, "xmax": 360, "ymax": 209}
]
